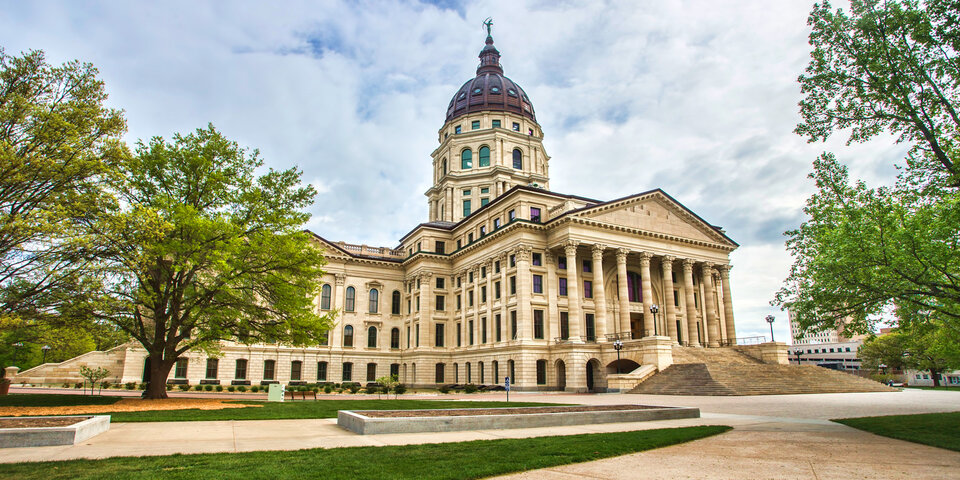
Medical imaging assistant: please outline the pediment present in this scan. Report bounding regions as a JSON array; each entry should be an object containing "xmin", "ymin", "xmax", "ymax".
[{"xmin": 574, "ymin": 193, "xmax": 734, "ymax": 246}]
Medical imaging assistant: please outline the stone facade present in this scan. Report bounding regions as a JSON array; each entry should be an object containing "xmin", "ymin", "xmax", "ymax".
[{"xmin": 12, "ymin": 30, "xmax": 742, "ymax": 393}]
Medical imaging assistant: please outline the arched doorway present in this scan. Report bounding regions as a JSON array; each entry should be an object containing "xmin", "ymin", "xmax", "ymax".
[
  {"xmin": 607, "ymin": 359, "xmax": 641, "ymax": 375},
  {"xmin": 586, "ymin": 359, "xmax": 603, "ymax": 392},
  {"xmin": 555, "ymin": 360, "xmax": 566, "ymax": 390},
  {"xmin": 586, "ymin": 362, "xmax": 594, "ymax": 391}
]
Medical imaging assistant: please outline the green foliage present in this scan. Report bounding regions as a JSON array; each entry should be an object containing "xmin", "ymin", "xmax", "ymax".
[
  {"xmin": 78, "ymin": 365, "xmax": 110, "ymax": 395},
  {"xmin": 394, "ymin": 384, "xmax": 407, "ymax": 395},
  {"xmin": 227, "ymin": 385, "xmax": 235, "ymax": 392},
  {"xmin": 797, "ymin": 0, "xmax": 960, "ymax": 182},
  {"xmin": 835, "ymin": 412, "xmax": 960, "ymax": 451},
  {"xmin": 859, "ymin": 324, "xmax": 960, "ymax": 385},
  {"xmin": 376, "ymin": 374, "xmax": 399, "ymax": 399},
  {"xmin": 237, "ymin": 385, "xmax": 246, "ymax": 392},
  {"xmin": 323, "ymin": 385, "xmax": 332, "ymax": 394},
  {"xmin": 124, "ymin": 382, "xmax": 135, "ymax": 390},
  {"xmin": 464, "ymin": 384, "xmax": 478, "ymax": 394}
]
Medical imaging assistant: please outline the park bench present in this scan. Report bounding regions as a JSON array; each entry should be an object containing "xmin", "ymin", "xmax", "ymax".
[{"xmin": 284, "ymin": 389, "xmax": 317, "ymax": 401}]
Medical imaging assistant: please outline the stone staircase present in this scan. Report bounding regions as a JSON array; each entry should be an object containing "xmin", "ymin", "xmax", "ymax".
[{"xmin": 628, "ymin": 346, "xmax": 895, "ymax": 396}]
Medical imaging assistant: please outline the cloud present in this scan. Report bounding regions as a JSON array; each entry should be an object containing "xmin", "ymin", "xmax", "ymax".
[{"xmin": 0, "ymin": 0, "xmax": 910, "ymax": 340}]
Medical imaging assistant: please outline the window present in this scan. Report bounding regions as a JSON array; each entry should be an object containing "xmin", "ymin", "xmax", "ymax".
[
  {"xmin": 528, "ymin": 128, "xmax": 534, "ymax": 135},
  {"xmin": 457, "ymin": 323, "xmax": 462, "ymax": 346},
  {"xmin": 584, "ymin": 280, "xmax": 593, "ymax": 298},
  {"xmin": 342, "ymin": 362, "xmax": 353, "ymax": 381},
  {"xmin": 509, "ymin": 359, "xmax": 516, "ymax": 382},
  {"xmin": 512, "ymin": 122, "xmax": 520, "ymax": 131},
  {"xmin": 479, "ymin": 361, "xmax": 485, "ymax": 383},
  {"xmin": 558, "ymin": 256, "xmax": 567, "ymax": 270},
  {"xmin": 495, "ymin": 314, "xmax": 502, "ymax": 342},
  {"xmin": 512, "ymin": 149, "xmax": 522, "ymax": 169},
  {"xmin": 461, "ymin": 149, "xmax": 472, "ymax": 169},
  {"xmin": 559, "ymin": 277, "xmax": 568, "ymax": 296},
  {"xmin": 627, "ymin": 272, "xmax": 642, "ymax": 302},
  {"xmin": 480, "ymin": 198, "xmax": 489, "ymax": 207},
  {"xmin": 441, "ymin": 159, "xmax": 447, "ymax": 175},
  {"xmin": 436, "ymin": 277, "xmax": 445, "ymax": 289},
  {"xmin": 468, "ymin": 290, "xmax": 474, "ymax": 307},
  {"xmin": 235, "ymin": 359, "xmax": 248, "ymax": 380},
  {"xmin": 481, "ymin": 317, "xmax": 487, "ymax": 343},
  {"xmin": 391, "ymin": 290, "xmax": 401, "ymax": 315},
  {"xmin": 174, "ymin": 358, "xmax": 188, "ymax": 378},
  {"xmin": 469, "ymin": 320, "xmax": 474, "ymax": 345},
  {"xmin": 291, "ymin": 360, "xmax": 302, "ymax": 381},
  {"xmin": 455, "ymin": 125, "xmax": 461, "ymax": 134},
  {"xmin": 263, "ymin": 359, "xmax": 276, "ymax": 380},
  {"xmin": 585, "ymin": 314, "xmax": 596, "ymax": 341},
  {"xmin": 391, "ymin": 328, "xmax": 400, "ymax": 349},
  {"xmin": 530, "ymin": 207, "xmax": 541, "ymax": 223},
  {"xmin": 468, "ymin": 232, "xmax": 474, "ymax": 242},
  {"xmin": 436, "ymin": 363, "xmax": 445, "ymax": 383},
  {"xmin": 436, "ymin": 323, "xmax": 445, "ymax": 347},
  {"xmin": 510, "ymin": 311, "xmax": 518, "ymax": 339},
  {"xmin": 457, "ymin": 239, "xmax": 462, "ymax": 249},
  {"xmin": 492, "ymin": 119, "xmax": 501, "ymax": 128},
  {"xmin": 344, "ymin": 325, "xmax": 354, "ymax": 347},
  {"xmin": 345, "ymin": 286, "xmax": 356, "ymax": 312},
  {"xmin": 495, "ymin": 281, "xmax": 501, "ymax": 299},
  {"xmin": 534, "ymin": 310, "xmax": 544, "ymax": 339},
  {"xmin": 472, "ymin": 120, "xmax": 480, "ymax": 130},
  {"xmin": 481, "ymin": 286, "xmax": 487, "ymax": 302},
  {"xmin": 463, "ymin": 199, "xmax": 471, "ymax": 217},
  {"xmin": 320, "ymin": 284, "xmax": 332, "ymax": 310},
  {"xmin": 481, "ymin": 187, "xmax": 489, "ymax": 194},
  {"xmin": 466, "ymin": 362, "xmax": 472, "ymax": 383},
  {"xmin": 510, "ymin": 254, "xmax": 516, "ymax": 267},
  {"xmin": 536, "ymin": 360, "xmax": 546, "ymax": 384},
  {"xmin": 479, "ymin": 146, "xmax": 490, "ymax": 166},
  {"xmin": 407, "ymin": 326, "xmax": 411, "ymax": 347},
  {"xmin": 435, "ymin": 241, "xmax": 445, "ymax": 254},
  {"xmin": 493, "ymin": 360, "xmax": 499, "ymax": 383},
  {"xmin": 532, "ymin": 252, "xmax": 542, "ymax": 266},
  {"xmin": 317, "ymin": 361, "xmax": 327, "ymax": 381},
  {"xmin": 493, "ymin": 218, "xmax": 501, "ymax": 229},
  {"xmin": 367, "ymin": 363, "xmax": 377, "ymax": 382},
  {"xmin": 508, "ymin": 209, "xmax": 516, "ymax": 221},
  {"xmin": 436, "ymin": 295, "xmax": 445, "ymax": 311},
  {"xmin": 469, "ymin": 270, "xmax": 474, "ymax": 283},
  {"xmin": 560, "ymin": 312, "xmax": 569, "ymax": 339},
  {"xmin": 533, "ymin": 274, "xmax": 543, "ymax": 294},
  {"xmin": 583, "ymin": 260, "xmax": 592, "ymax": 273},
  {"xmin": 674, "ymin": 290, "xmax": 680, "ymax": 307},
  {"xmin": 205, "ymin": 359, "xmax": 218, "ymax": 379},
  {"xmin": 368, "ymin": 289, "xmax": 379, "ymax": 313},
  {"xmin": 495, "ymin": 260, "xmax": 501, "ymax": 273},
  {"xmin": 416, "ymin": 324, "xmax": 420, "ymax": 347},
  {"xmin": 480, "ymin": 225, "xmax": 486, "ymax": 235},
  {"xmin": 456, "ymin": 294, "xmax": 462, "ymax": 310},
  {"xmin": 463, "ymin": 188, "xmax": 471, "ymax": 196},
  {"xmin": 390, "ymin": 363, "xmax": 399, "ymax": 378},
  {"xmin": 481, "ymin": 266, "xmax": 486, "ymax": 278},
  {"xmin": 367, "ymin": 326, "xmax": 377, "ymax": 348},
  {"xmin": 510, "ymin": 276, "xmax": 516, "ymax": 295}
]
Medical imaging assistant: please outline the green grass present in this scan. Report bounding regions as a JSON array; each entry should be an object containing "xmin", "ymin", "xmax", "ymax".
[
  {"xmin": 0, "ymin": 393, "xmax": 121, "ymax": 407},
  {"xmin": 834, "ymin": 411, "xmax": 960, "ymax": 452},
  {"xmin": 0, "ymin": 426, "xmax": 731, "ymax": 479},
  {"xmin": 106, "ymin": 399, "xmax": 558, "ymax": 422}
]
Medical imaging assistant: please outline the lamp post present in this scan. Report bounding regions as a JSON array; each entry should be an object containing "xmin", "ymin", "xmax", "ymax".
[
  {"xmin": 794, "ymin": 349, "xmax": 802, "ymax": 365},
  {"xmin": 650, "ymin": 304, "xmax": 659, "ymax": 336},
  {"xmin": 11, "ymin": 342, "xmax": 24, "ymax": 367},
  {"xmin": 879, "ymin": 363, "xmax": 887, "ymax": 375},
  {"xmin": 613, "ymin": 339, "xmax": 624, "ymax": 374},
  {"xmin": 765, "ymin": 315, "xmax": 775, "ymax": 342},
  {"xmin": 41, "ymin": 345, "xmax": 51, "ymax": 364}
]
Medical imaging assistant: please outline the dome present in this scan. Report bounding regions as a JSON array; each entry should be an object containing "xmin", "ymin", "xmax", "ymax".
[{"xmin": 445, "ymin": 34, "xmax": 536, "ymax": 123}]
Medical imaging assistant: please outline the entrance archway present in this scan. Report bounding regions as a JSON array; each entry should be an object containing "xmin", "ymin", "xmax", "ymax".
[
  {"xmin": 555, "ymin": 360, "xmax": 566, "ymax": 390},
  {"xmin": 585, "ymin": 359, "xmax": 602, "ymax": 392},
  {"xmin": 607, "ymin": 359, "xmax": 641, "ymax": 375}
]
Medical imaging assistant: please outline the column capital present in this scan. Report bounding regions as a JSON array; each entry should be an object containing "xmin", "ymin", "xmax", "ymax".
[
  {"xmin": 719, "ymin": 263, "xmax": 732, "ymax": 275},
  {"xmin": 591, "ymin": 243, "xmax": 607, "ymax": 257},
  {"xmin": 700, "ymin": 261, "xmax": 714, "ymax": 273},
  {"xmin": 638, "ymin": 251, "xmax": 652, "ymax": 266},
  {"xmin": 662, "ymin": 255, "xmax": 676, "ymax": 264},
  {"xmin": 616, "ymin": 248, "xmax": 629, "ymax": 264},
  {"xmin": 515, "ymin": 244, "xmax": 532, "ymax": 262},
  {"xmin": 562, "ymin": 240, "xmax": 581, "ymax": 257},
  {"xmin": 335, "ymin": 273, "xmax": 346, "ymax": 285}
]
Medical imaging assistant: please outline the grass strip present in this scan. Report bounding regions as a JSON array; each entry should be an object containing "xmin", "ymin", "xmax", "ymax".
[
  {"xmin": 0, "ymin": 425, "xmax": 731, "ymax": 479},
  {"xmin": 106, "ymin": 400, "xmax": 559, "ymax": 422},
  {"xmin": 0, "ymin": 394, "xmax": 121, "ymax": 408},
  {"xmin": 834, "ymin": 411, "xmax": 960, "ymax": 452}
]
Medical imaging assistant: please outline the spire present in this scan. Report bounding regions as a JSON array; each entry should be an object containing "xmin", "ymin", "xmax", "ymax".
[{"xmin": 477, "ymin": 17, "xmax": 503, "ymax": 75}]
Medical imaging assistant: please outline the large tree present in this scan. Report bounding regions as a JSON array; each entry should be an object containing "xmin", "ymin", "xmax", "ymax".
[
  {"xmin": 859, "ymin": 324, "xmax": 960, "ymax": 386},
  {"xmin": 87, "ymin": 125, "xmax": 332, "ymax": 399},
  {"xmin": 0, "ymin": 49, "xmax": 126, "ymax": 328}
]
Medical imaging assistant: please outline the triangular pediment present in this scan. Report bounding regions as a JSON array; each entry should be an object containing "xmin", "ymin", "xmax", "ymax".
[{"xmin": 574, "ymin": 192, "xmax": 735, "ymax": 246}]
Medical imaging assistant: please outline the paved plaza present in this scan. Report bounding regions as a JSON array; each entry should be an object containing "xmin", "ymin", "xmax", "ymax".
[{"xmin": 3, "ymin": 389, "xmax": 959, "ymax": 479}]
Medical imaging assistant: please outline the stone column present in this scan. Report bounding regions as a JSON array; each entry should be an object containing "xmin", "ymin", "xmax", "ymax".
[
  {"xmin": 485, "ymin": 259, "xmax": 494, "ymax": 344},
  {"xmin": 330, "ymin": 274, "xmax": 346, "ymax": 347},
  {"xmin": 720, "ymin": 265, "xmax": 737, "ymax": 345},
  {"xmin": 419, "ymin": 272, "xmax": 432, "ymax": 348},
  {"xmin": 473, "ymin": 264, "xmax": 482, "ymax": 345},
  {"xmin": 682, "ymin": 259, "xmax": 700, "ymax": 347},
  {"xmin": 616, "ymin": 248, "xmax": 630, "ymax": 337},
  {"xmin": 701, "ymin": 264, "xmax": 720, "ymax": 347},
  {"xmin": 591, "ymin": 244, "xmax": 608, "ymax": 341},
  {"xmin": 662, "ymin": 256, "xmax": 678, "ymax": 344},
  {"xmin": 516, "ymin": 245, "xmax": 533, "ymax": 341},
  {"xmin": 499, "ymin": 253, "xmax": 508, "ymax": 343},
  {"xmin": 546, "ymin": 252, "xmax": 559, "ymax": 342},
  {"xmin": 639, "ymin": 252, "xmax": 654, "ymax": 337},
  {"xmin": 563, "ymin": 241, "xmax": 582, "ymax": 341},
  {"xmin": 459, "ymin": 270, "xmax": 467, "ymax": 346}
]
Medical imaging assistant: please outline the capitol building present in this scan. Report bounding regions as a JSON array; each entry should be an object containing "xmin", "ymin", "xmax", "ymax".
[{"xmin": 14, "ymin": 30, "xmax": 744, "ymax": 393}]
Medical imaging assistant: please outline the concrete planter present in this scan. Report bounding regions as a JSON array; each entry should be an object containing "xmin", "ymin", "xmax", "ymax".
[{"xmin": 0, "ymin": 415, "xmax": 111, "ymax": 448}]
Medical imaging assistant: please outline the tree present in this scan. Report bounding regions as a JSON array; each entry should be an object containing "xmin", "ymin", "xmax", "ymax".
[
  {"xmin": 859, "ymin": 325, "xmax": 960, "ymax": 386},
  {"xmin": 376, "ymin": 374, "xmax": 399, "ymax": 400},
  {"xmin": 78, "ymin": 365, "xmax": 111, "ymax": 395},
  {"xmin": 797, "ymin": 0, "xmax": 960, "ymax": 183},
  {"xmin": 85, "ymin": 125, "xmax": 333, "ymax": 399},
  {"xmin": 0, "ymin": 49, "xmax": 126, "ymax": 326}
]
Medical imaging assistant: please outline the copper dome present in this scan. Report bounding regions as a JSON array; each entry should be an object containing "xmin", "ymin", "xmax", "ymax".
[{"xmin": 445, "ymin": 34, "xmax": 536, "ymax": 123}]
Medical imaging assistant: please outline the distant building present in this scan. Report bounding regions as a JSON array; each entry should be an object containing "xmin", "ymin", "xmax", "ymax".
[
  {"xmin": 788, "ymin": 341, "xmax": 863, "ymax": 372},
  {"xmin": 788, "ymin": 309, "xmax": 867, "ymax": 345}
]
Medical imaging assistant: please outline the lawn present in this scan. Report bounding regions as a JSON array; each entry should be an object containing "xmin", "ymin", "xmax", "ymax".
[
  {"xmin": 106, "ymin": 399, "xmax": 559, "ymax": 422},
  {"xmin": 0, "ymin": 393, "xmax": 121, "ymax": 407},
  {"xmin": 905, "ymin": 385, "xmax": 960, "ymax": 390},
  {"xmin": 0, "ymin": 426, "xmax": 732, "ymax": 479},
  {"xmin": 834, "ymin": 411, "xmax": 960, "ymax": 452}
]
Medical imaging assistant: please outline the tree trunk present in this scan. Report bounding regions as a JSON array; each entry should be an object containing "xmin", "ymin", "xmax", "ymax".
[
  {"xmin": 144, "ymin": 355, "xmax": 173, "ymax": 399},
  {"xmin": 931, "ymin": 369, "xmax": 941, "ymax": 387}
]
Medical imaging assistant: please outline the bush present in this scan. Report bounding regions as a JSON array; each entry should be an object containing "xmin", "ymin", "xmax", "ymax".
[
  {"xmin": 237, "ymin": 385, "xmax": 247, "ymax": 392},
  {"xmin": 323, "ymin": 385, "xmax": 333, "ymax": 394},
  {"xmin": 250, "ymin": 386, "xmax": 259, "ymax": 393},
  {"xmin": 438, "ymin": 385, "xmax": 450, "ymax": 394},
  {"xmin": 348, "ymin": 383, "xmax": 360, "ymax": 394},
  {"xmin": 312, "ymin": 387, "xmax": 319, "ymax": 393},
  {"xmin": 227, "ymin": 385, "xmax": 235, "ymax": 392},
  {"xmin": 100, "ymin": 381, "xmax": 111, "ymax": 390},
  {"xmin": 125, "ymin": 382, "xmax": 136, "ymax": 390},
  {"xmin": 178, "ymin": 384, "xmax": 190, "ymax": 391},
  {"xmin": 204, "ymin": 385, "xmax": 213, "ymax": 392},
  {"xmin": 138, "ymin": 383, "xmax": 147, "ymax": 390},
  {"xmin": 215, "ymin": 385, "xmax": 223, "ymax": 392},
  {"xmin": 195, "ymin": 385, "xmax": 204, "ymax": 391},
  {"xmin": 464, "ymin": 384, "xmax": 478, "ymax": 394},
  {"xmin": 394, "ymin": 384, "xmax": 407, "ymax": 395},
  {"xmin": 165, "ymin": 384, "xmax": 173, "ymax": 391},
  {"xmin": 62, "ymin": 383, "xmax": 71, "ymax": 388},
  {"xmin": 365, "ymin": 386, "xmax": 378, "ymax": 395},
  {"xmin": 75, "ymin": 382, "xmax": 84, "ymax": 389}
]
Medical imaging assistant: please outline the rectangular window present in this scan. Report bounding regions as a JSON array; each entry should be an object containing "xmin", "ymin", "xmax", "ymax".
[
  {"xmin": 390, "ymin": 363, "xmax": 399, "ymax": 378},
  {"xmin": 584, "ymin": 280, "xmax": 593, "ymax": 298},
  {"xmin": 436, "ymin": 363, "xmax": 445, "ymax": 383},
  {"xmin": 436, "ymin": 295, "xmax": 445, "ymax": 311},
  {"xmin": 481, "ymin": 266, "xmax": 487, "ymax": 278},
  {"xmin": 205, "ymin": 359, "xmax": 218, "ymax": 379},
  {"xmin": 480, "ymin": 197, "xmax": 489, "ymax": 207},
  {"xmin": 291, "ymin": 361, "xmax": 302, "ymax": 381},
  {"xmin": 510, "ymin": 311, "xmax": 518, "ymax": 339},
  {"xmin": 674, "ymin": 290, "xmax": 680, "ymax": 307},
  {"xmin": 367, "ymin": 363, "xmax": 377, "ymax": 382},
  {"xmin": 480, "ymin": 225, "xmax": 486, "ymax": 236},
  {"xmin": 493, "ymin": 218, "xmax": 501, "ymax": 229},
  {"xmin": 558, "ymin": 256, "xmax": 567, "ymax": 270},
  {"xmin": 263, "ymin": 360, "xmax": 275, "ymax": 381},
  {"xmin": 468, "ymin": 232, "xmax": 474, "ymax": 242},
  {"xmin": 510, "ymin": 254, "xmax": 516, "ymax": 267},
  {"xmin": 495, "ymin": 260, "xmax": 500, "ymax": 273},
  {"xmin": 407, "ymin": 326, "xmax": 410, "ymax": 347},
  {"xmin": 583, "ymin": 260, "xmax": 592, "ymax": 273},
  {"xmin": 317, "ymin": 361, "xmax": 327, "ymax": 381},
  {"xmin": 492, "ymin": 119, "xmax": 501, "ymax": 128},
  {"xmin": 481, "ymin": 286, "xmax": 487, "ymax": 302},
  {"xmin": 457, "ymin": 294, "xmax": 462, "ymax": 310},
  {"xmin": 416, "ymin": 324, "xmax": 420, "ymax": 347},
  {"xmin": 471, "ymin": 120, "xmax": 480, "ymax": 130},
  {"xmin": 457, "ymin": 276, "xmax": 462, "ymax": 288},
  {"xmin": 463, "ymin": 199, "xmax": 471, "ymax": 217},
  {"xmin": 480, "ymin": 187, "xmax": 489, "ymax": 194},
  {"xmin": 435, "ymin": 241, "xmax": 445, "ymax": 254},
  {"xmin": 436, "ymin": 323, "xmax": 445, "ymax": 347},
  {"xmin": 508, "ymin": 209, "xmax": 516, "ymax": 221},
  {"xmin": 536, "ymin": 360, "xmax": 546, "ymax": 385},
  {"xmin": 510, "ymin": 276, "xmax": 516, "ymax": 295},
  {"xmin": 436, "ymin": 277, "xmax": 445, "ymax": 289},
  {"xmin": 457, "ymin": 323, "xmax": 462, "ymax": 346},
  {"xmin": 495, "ymin": 314, "xmax": 502, "ymax": 342},
  {"xmin": 530, "ymin": 207, "xmax": 541, "ymax": 223},
  {"xmin": 235, "ymin": 359, "xmax": 248, "ymax": 380},
  {"xmin": 533, "ymin": 274, "xmax": 543, "ymax": 294},
  {"xmin": 533, "ymin": 310, "xmax": 544, "ymax": 339},
  {"xmin": 532, "ymin": 252, "xmax": 542, "ymax": 266},
  {"xmin": 481, "ymin": 317, "xmax": 487, "ymax": 343},
  {"xmin": 585, "ymin": 314, "xmax": 596, "ymax": 341},
  {"xmin": 457, "ymin": 239, "xmax": 462, "ymax": 249},
  {"xmin": 455, "ymin": 125, "xmax": 462, "ymax": 134},
  {"xmin": 174, "ymin": 358, "xmax": 188, "ymax": 379},
  {"xmin": 469, "ymin": 320, "xmax": 475, "ymax": 345},
  {"xmin": 559, "ymin": 277, "xmax": 567, "ymax": 296},
  {"xmin": 469, "ymin": 290, "xmax": 474, "ymax": 307},
  {"xmin": 495, "ymin": 281, "xmax": 501, "ymax": 299},
  {"xmin": 512, "ymin": 122, "xmax": 520, "ymax": 131},
  {"xmin": 416, "ymin": 296, "xmax": 420, "ymax": 311},
  {"xmin": 560, "ymin": 312, "xmax": 569, "ymax": 339}
]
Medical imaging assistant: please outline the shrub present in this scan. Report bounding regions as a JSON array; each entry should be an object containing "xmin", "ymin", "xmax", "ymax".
[
  {"xmin": 215, "ymin": 385, "xmax": 223, "ymax": 392},
  {"xmin": 204, "ymin": 385, "xmax": 213, "ymax": 392},
  {"xmin": 323, "ymin": 385, "xmax": 333, "ymax": 394},
  {"xmin": 464, "ymin": 384, "xmax": 478, "ymax": 394},
  {"xmin": 62, "ymin": 383, "xmax": 70, "ymax": 388},
  {"xmin": 438, "ymin": 385, "xmax": 450, "ymax": 394},
  {"xmin": 348, "ymin": 383, "xmax": 360, "ymax": 394},
  {"xmin": 165, "ymin": 384, "xmax": 172, "ymax": 391},
  {"xmin": 195, "ymin": 385, "xmax": 204, "ymax": 391},
  {"xmin": 237, "ymin": 385, "xmax": 247, "ymax": 392},
  {"xmin": 365, "ymin": 386, "xmax": 378, "ymax": 395},
  {"xmin": 178, "ymin": 384, "xmax": 190, "ymax": 391},
  {"xmin": 250, "ymin": 386, "xmax": 259, "ymax": 393},
  {"xmin": 137, "ymin": 383, "xmax": 147, "ymax": 390},
  {"xmin": 227, "ymin": 386, "xmax": 235, "ymax": 392},
  {"xmin": 100, "ymin": 381, "xmax": 111, "ymax": 390},
  {"xmin": 394, "ymin": 384, "xmax": 407, "ymax": 395},
  {"xmin": 312, "ymin": 387, "xmax": 319, "ymax": 393},
  {"xmin": 75, "ymin": 382, "xmax": 84, "ymax": 389},
  {"xmin": 125, "ymin": 382, "xmax": 136, "ymax": 390}
]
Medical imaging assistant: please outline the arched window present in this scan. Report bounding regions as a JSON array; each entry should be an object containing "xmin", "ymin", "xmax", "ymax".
[
  {"xmin": 391, "ymin": 290, "xmax": 401, "ymax": 315},
  {"xmin": 344, "ymin": 325, "xmax": 354, "ymax": 347},
  {"xmin": 391, "ymin": 327, "xmax": 400, "ymax": 349},
  {"xmin": 512, "ymin": 149, "xmax": 522, "ymax": 169},
  {"xmin": 345, "ymin": 286, "xmax": 355, "ymax": 312},
  {"xmin": 461, "ymin": 149, "xmax": 472, "ymax": 169},
  {"xmin": 479, "ymin": 146, "xmax": 490, "ymax": 167},
  {"xmin": 627, "ymin": 272, "xmax": 643, "ymax": 302},
  {"xmin": 320, "ymin": 284, "xmax": 331, "ymax": 310},
  {"xmin": 442, "ymin": 159, "xmax": 447, "ymax": 175},
  {"xmin": 368, "ymin": 288, "xmax": 379, "ymax": 313},
  {"xmin": 367, "ymin": 326, "xmax": 378, "ymax": 348}
]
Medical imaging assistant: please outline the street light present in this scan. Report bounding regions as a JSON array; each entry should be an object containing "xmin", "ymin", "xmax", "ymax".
[
  {"xmin": 613, "ymin": 339, "xmax": 624, "ymax": 374},
  {"xmin": 879, "ymin": 363, "xmax": 887, "ymax": 375},
  {"xmin": 41, "ymin": 345, "xmax": 52, "ymax": 364},
  {"xmin": 650, "ymin": 304, "xmax": 660, "ymax": 336},
  {"xmin": 11, "ymin": 342, "xmax": 23, "ymax": 367},
  {"xmin": 794, "ymin": 349, "xmax": 802, "ymax": 365},
  {"xmin": 765, "ymin": 315, "xmax": 776, "ymax": 342}
]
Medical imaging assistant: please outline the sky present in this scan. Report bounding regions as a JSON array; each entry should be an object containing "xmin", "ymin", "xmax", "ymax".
[{"xmin": 1, "ymin": 0, "xmax": 907, "ymax": 343}]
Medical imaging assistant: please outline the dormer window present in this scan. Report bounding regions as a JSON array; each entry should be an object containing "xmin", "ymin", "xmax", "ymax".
[
  {"xmin": 458, "ymin": 92, "xmax": 467, "ymax": 100},
  {"xmin": 507, "ymin": 89, "xmax": 517, "ymax": 97},
  {"xmin": 490, "ymin": 86, "xmax": 500, "ymax": 94},
  {"xmin": 473, "ymin": 88, "xmax": 483, "ymax": 95}
]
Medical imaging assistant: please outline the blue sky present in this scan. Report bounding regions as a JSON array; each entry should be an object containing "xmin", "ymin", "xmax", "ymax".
[{"xmin": 1, "ymin": 0, "xmax": 906, "ymax": 342}]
